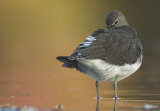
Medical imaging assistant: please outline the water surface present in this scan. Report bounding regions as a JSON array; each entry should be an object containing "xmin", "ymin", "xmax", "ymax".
[{"xmin": 0, "ymin": 61, "xmax": 160, "ymax": 111}]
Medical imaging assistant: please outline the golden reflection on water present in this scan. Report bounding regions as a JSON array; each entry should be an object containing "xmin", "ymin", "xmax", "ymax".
[
  {"xmin": 0, "ymin": 66, "xmax": 160, "ymax": 110},
  {"xmin": 0, "ymin": 0, "xmax": 160, "ymax": 111}
]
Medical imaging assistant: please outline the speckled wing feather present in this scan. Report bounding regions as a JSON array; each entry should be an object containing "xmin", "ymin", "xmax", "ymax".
[
  {"xmin": 68, "ymin": 29, "xmax": 104, "ymax": 60},
  {"xmin": 75, "ymin": 26, "xmax": 143, "ymax": 66}
]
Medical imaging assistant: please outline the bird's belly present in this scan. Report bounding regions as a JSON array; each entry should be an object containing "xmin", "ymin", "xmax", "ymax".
[{"xmin": 77, "ymin": 59, "xmax": 141, "ymax": 81}]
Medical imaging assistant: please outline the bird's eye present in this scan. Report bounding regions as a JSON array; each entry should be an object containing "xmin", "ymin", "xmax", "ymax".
[{"xmin": 114, "ymin": 20, "xmax": 119, "ymax": 25}]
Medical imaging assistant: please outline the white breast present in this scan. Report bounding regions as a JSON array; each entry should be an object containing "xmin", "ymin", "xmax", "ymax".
[{"xmin": 77, "ymin": 58, "xmax": 141, "ymax": 81}]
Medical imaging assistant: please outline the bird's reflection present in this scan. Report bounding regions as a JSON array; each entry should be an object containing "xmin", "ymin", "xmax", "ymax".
[
  {"xmin": 96, "ymin": 98, "xmax": 99, "ymax": 111},
  {"xmin": 96, "ymin": 98, "xmax": 118, "ymax": 111},
  {"xmin": 114, "ymin": 99, "xmax": 117, "ymax": 111}
]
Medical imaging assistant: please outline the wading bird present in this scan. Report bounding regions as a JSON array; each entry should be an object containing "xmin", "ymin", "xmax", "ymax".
[{"xmin": 56, "ymin": 10, "xmax": 143, "ymax": 99}]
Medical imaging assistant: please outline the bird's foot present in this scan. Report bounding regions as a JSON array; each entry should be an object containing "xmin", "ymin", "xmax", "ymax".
[
  {"xmin": 114, "ymin": 96, "xmax": 120, "ymax": 100},
  {"xmin": 97, "ymin": 96, "xmax": 100, "ymax": 99}
]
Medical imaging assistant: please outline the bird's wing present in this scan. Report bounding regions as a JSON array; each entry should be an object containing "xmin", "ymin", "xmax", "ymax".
[
  {"xmin": 68, "ymin": 29, "xmax": 104, "ymax": 60},
  {"xmin": 71, "ymin": 28, "xmax": 142, "ymax": 65}
]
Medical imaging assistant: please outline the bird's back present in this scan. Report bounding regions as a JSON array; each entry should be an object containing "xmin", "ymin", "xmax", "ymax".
[{"xmin": 77, "ymin": 26, "xmax": 143, "ymax": 66}]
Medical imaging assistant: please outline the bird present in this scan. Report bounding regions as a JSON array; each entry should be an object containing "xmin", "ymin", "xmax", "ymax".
[{"xmin": 56, "ymin": 10, "xmax": 143, "ymax": 99}]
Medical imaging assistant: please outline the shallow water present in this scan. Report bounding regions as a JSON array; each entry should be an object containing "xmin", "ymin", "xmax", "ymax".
[{"xmin": 0, "ymin": 65, "xmax": 160, "ymax": 111}]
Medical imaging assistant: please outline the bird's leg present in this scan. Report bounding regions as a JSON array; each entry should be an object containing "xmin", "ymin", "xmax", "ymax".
[
  {"xmin": 95, "ymin": 81, "xmax": 100, "ymax": 99},
  {"xmin": 114, "ymin": 80, "xmax": 118, "ymax": 99}
]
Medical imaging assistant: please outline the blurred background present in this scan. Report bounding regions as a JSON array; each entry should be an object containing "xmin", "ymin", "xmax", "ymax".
[{"xmin": 0, "ymin": 0, "xmax": 160, "ymax": 110}]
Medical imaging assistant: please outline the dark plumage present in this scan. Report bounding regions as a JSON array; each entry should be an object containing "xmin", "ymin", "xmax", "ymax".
[{"xmin": 76, "ymin": 26, "xmax": 142, "ymax": 65}]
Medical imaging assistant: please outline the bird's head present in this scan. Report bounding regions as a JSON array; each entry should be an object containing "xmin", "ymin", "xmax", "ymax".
[{"xmin": 105, "ymin": 10, "xmax": 129, "ymax": 29}]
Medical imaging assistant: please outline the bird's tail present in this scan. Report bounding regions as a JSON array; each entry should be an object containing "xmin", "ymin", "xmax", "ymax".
[{"xmin": 56, "ymin": 56, "xmax": 78, "ymax": 69}]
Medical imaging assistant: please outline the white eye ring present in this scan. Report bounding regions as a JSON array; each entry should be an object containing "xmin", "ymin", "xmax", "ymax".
[{"xmin": 114, "ymin": 20, "xmax": 119, "ymax": 25}]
